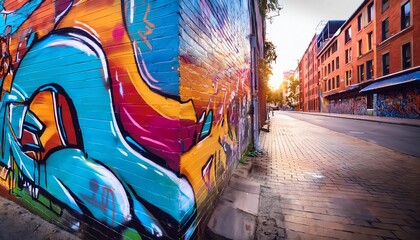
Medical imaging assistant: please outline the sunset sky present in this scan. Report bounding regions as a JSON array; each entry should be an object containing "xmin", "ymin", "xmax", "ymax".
[{"xmin": 266, "ymin": 0, "xmax": 364, "ymax": 90}]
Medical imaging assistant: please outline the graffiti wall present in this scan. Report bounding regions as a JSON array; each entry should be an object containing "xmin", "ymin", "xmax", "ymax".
[
  {"xmin": 179, "ymin": 0, "xmax": 252, "ymax": 232},
  {"xmin": 328, "ymin": 98, "xmax": 354, "ymax": 114},
  {"xmin": 0, "ymin": 0, "xmax": 253, "ymax": 239},
  {"xmin": 328, "ymin": 96, "xmax": 367, "ymax": 115},
  {"xmin": 376, "ymin": 88, "xmax": 420, "ymax": 118}
]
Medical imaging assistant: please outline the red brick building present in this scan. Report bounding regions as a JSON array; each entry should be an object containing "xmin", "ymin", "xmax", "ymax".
[
  {"xmin": 298, "ymin": 52, "xmax": 306, "ymax": 111},
  {"xmin": 299, "ymin": 0, "xmax": 420, "ymax": 118},
  {"xmin": 319, "ymin": 1, "xmax": 376, "ymax": 115},
  {"xmin": 300, "ymin": 21, "xmax": 344, "ymax": 112}
]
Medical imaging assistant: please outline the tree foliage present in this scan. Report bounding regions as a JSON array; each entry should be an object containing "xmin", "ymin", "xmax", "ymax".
[
  {"xmin": 258, "ymin": 40, "xmax": 276, "ymax": 98},
  {"xmin": 264, "ymin": 41, "xmax": 277, "ymax": 64},
  {"xmin": 259, "ymin": 0, "xmax": 282, "ymax": 17},
  {"xmin": 286, "ymin": 75, "xmax": 300, "ymax": 107},
  {"xmin": 258, "ymin": 58, "xmax": 272, "ymax": 92},
  {"xmin": 267, "ymin": 88, "xmax": 283, "ymax": 106},
  {"xmin": 258, "ymin": 1, "xmax": 282, "ymax": 107}
]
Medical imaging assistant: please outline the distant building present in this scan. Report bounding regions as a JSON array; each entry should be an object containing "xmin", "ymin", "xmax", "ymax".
[
  {"xmin": 298, "ymin": 0, "xmax": 420, "ymax": 118},
  {"xmin": 283, "ymin": 70, "xmax": 295, "ymax": 80},
  {"xmin": 298, "ymin": 36, "xmax": 317, "ymax": 112}
]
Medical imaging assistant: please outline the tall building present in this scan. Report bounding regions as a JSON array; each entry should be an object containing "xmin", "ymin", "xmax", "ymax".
[
  {"xmin": 298, "ymin": 0, "xmax": 420, "ymax": 118},
  {"xmin": 370, "ymin": 0, "xmax": 420, "ymax": 118},
  {"xmin": 300, "ymin": 21, "xmax": 344, "ymax": 112},
  {"xmin": 320, "ymin": 1, "xmax": 376, "ymax": 115},
  {"xmin": 300, "ymin": 36, "xmax": 319, "ymax": 111}
]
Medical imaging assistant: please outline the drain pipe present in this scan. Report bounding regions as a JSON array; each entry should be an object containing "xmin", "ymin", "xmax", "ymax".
[{"xmin": 250, "ymin": 35, "xmax": 260, "ymax": 151}]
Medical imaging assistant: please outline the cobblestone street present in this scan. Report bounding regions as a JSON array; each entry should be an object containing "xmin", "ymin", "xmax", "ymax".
[{"xmin": 251, "ymin": 112, "xmax": 420, "ymax": 240}]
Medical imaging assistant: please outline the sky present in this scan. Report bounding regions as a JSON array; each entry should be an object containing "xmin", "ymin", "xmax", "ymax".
[{"xmin": 266, "ymin": 0, "xmax": 364, "ymax": 90}]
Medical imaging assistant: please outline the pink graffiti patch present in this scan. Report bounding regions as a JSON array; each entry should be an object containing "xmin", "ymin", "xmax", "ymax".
[{"xmin": 112, "ymin": 24, "xmax": 125, "ymax": 41}]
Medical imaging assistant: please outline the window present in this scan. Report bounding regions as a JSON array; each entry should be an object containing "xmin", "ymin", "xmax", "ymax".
[
  {"xmin": 332, "ymin": 77, "xmax": 335, "ymax": 89},
  {"xmin": 328, "ymin": 79, "xmax": 331, "ymax": 91},
  {"xmin": 346, "ymin": 70, "xmax": 352, "ymax": 86},
  {"xmin": 336, "ymin": 57, "xmax": 339, "ymax": 69},
  {"xmin": 336, "ymin": 75, "xmax": 340, "ymax": 88},
  {"xmin": 328, "ymin": 63, "xmax": 331, "ymax": 74},
  {"xmin": 382, "ymin": 53, "xmax": 390, "ymax": 75},
  {"xmin": 349, "ymin": 48, "xmax": 352, "ymax": 62},
  {"xmin": 382, "ymin": 18, "xmax": 389, "ymax": 41},
  {"xmin": 332, "ymin": 41, "xmax": 338, "ymax": 53},
  {"xmin": 366, "ymin": 60, "xmax": 373, "ymax": 79},
  {"xmin": 401, "ymin": 1, "xmax": 411, "ymax": 30},
  {"xmin": 358, "ymin": 40, "xmax": 363, "ymax": 56},
  {"xmin": 402, "ymin": 42, "xmax": 411, "ymax": 69},
  {"xmin": 345, "ymin": 48, "xmax": 352, "ymax": 63},
  {"xmin": 324, "ymin": 66, "xmax": 327, "ymax": 76},
  {"xmin": 345, "ymin": 49, "xmax": 349, "ymax": 63},
  {"xmin": 368, "ymin": 2, "xmax": 374, "ymax": 23},
  {"xmin": 367, "ymin": 32, "xmax": 373, "ymax": 50},
  {"xmin": 345, "ymin": 27, "xmax": 352, "ymax": 43},
  {"xmin": 358, "ymin": 14, "xmax": 362, "ymax": 31},
  {"xmin": 382, "ymin": 0, "xmax": 389, "ymax": 12},
  {"xmin": 358, "ymin": 64, "xmax": 364, "ymax": 82},
  {"xmin": 332, "ymin": 60, "xmax": 335, "ymax": 71}
]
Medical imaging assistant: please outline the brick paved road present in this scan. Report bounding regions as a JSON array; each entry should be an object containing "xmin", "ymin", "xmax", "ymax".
[{"xmin": 252, "ymin": 113, "xmax": 420, "ymax": 240}]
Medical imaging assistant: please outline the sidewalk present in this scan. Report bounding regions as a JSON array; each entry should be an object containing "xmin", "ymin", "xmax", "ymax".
[
  {"xmin": 251, "ymin": 112, "xmax": 420, "ymax": 239},
  {"xmin": 0, "ymin": 193, "xmax": 80, "ymax": 240},
  {"xmin": 289, "ymin": 111, "xmax": 420, "ymax": 127}
]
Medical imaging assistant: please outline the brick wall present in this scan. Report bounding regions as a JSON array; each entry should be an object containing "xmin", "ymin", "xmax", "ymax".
[
  {"xmin": 376, "ymin": 0, "xmax": 420, "ymax": 77},
  {"xmin": 179, "ymin": 0, "xmax": 253, "ymax": 236},
  {"xmin": 0, "ymin": 0, "xmax": 253, "ymax": 239}
]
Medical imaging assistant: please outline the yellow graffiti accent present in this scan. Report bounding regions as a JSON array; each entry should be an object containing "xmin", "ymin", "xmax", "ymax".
[
  {"xmin": 126, "ymin": 67, "xmax": 197, "ymax": 121},
  {"xmin": 179, "ymin": 60, "xmax": 239, "ymax": 204},
  {"xmin": 29, "ymin": 91, "xmax": 64, "ymax": 159},
  {"xmin": 138, "ymin": 3, "xmax": 155, "ymax": 50},
  {"xmin": 0, "ymin": 166, "xmax": 10, "ymax": 189},
  {"xmin": 1, "ymin": 73, "xmax": 13, "ymax": 93},
  {"xmin": 180, "ymin": 110, "xmax": 237, "ymax": 204}
]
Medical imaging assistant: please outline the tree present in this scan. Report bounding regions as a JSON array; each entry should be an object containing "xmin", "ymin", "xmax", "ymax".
[
  {"xmin": 258, "ymin": 40, "xmax": 276, "ymax": 99},
  {"xmin": 267, "ymin": 88, "xmax": 283, "ymax": 106},
  {"xmin": 259, "ymin": 0, "xmax": 282, "ymax": 18},
  {"xmin": 264, "ymin": 41, "xmax": 277, "ymax": 63},
  {"xmin": 258, "ymin": 1, "xmax": 283, "ymax": 110},
  {"xmin": 286, "ymin": 75, "xmax": 299, "ymax": 108}
]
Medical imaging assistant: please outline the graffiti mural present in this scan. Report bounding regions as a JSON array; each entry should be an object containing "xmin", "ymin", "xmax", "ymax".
[
  {"xmin": 376, "ymin": 88, "xmax": 420, "ymax": 118},
  {"xmin": 0, "ymin": 0, "xmax": 253, "ymax": 239},
  {"xmin": 328, "ymin": 98, "xmax": 354, "ymax": 114},
  {"xmin": 328, "ymin": 96, "xmax": 367, "ymax": 115}
]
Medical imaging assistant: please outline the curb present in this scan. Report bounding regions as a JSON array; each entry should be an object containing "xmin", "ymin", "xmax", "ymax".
[
  {"xmin": 207, "ymin": 161, "xmax": 260, "ymax": 240},
  {"xmin": 289, "ymin": 111, "xmax": 420, "ymax": 128}
]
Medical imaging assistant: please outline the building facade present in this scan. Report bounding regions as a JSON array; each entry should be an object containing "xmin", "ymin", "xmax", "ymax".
[
  {"xmin": 299, "ymin": 54, "xmax": 306, "ymax": 111},
  {"xmin": 371, "ymin": 0, "xmax": 420, "ymax": 118},
  {"xmin": 299, "ymin": 0, "xmax": 420, "ymax": 118},
  {"xmin": 299, "ymin": 36, "xmax": 319, "ymax": 112}
]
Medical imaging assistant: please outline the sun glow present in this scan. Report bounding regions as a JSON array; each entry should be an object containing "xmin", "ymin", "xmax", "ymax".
[{"xmin": 268, "ymin": 77, "xmax": 283, "ymax": 91}]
